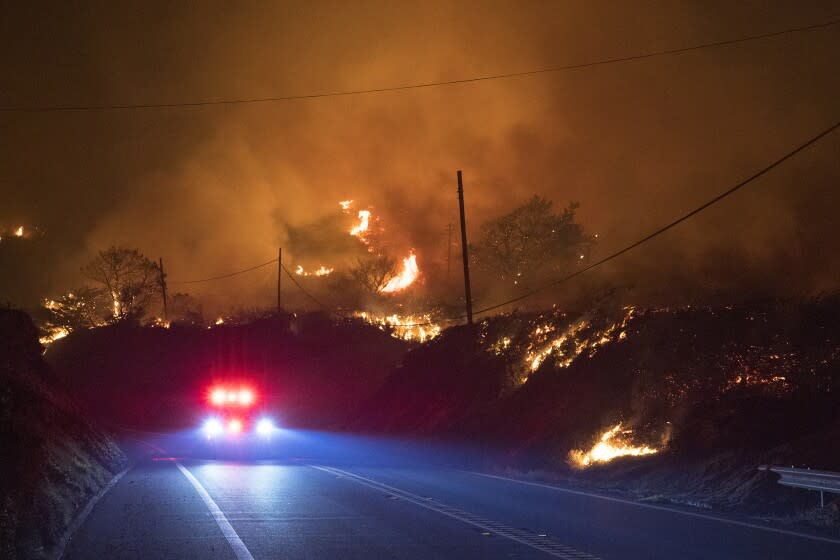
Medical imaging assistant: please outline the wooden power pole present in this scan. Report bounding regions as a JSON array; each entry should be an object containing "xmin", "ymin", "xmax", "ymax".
[
  {"xmin": 158, "ymin": 257, "xmax": 168, "ymax": 320},
  {"xmin": 277, "ymin": 247, "xmax": 282, "ymax": 313},
  {"xmin": 457, "ymin": 170, "xmax": 474, "ymax": 325},
  {"xmin": 447, "ymin": 222, "xmax": 452, "ymax": 281}
]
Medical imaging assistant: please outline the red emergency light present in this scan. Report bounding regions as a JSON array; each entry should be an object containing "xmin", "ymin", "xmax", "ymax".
[{"xmin": 209, "ymin": 386, "xmax": 256, "ymax": 407}]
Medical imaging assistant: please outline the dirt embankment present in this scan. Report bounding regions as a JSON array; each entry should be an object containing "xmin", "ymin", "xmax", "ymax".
[{"xmin": 0, "ymin": 310, "xmax": 126, "ymax": 560}]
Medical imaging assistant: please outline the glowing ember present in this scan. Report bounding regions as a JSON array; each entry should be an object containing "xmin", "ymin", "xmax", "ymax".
[
  {"xmin": 381, "ymin": 252, "xmax": 419, "ymax": 293},
  {"xmin": 569, "ymin": 423, "xmax": 659, "ymax": 469},
  {"xmin": 295, "ymin": 265, "xmax": 334, "ymax": 277},
  {"xmin": 521, "ymin": 306, "xmax": 636, "ymax": 383},
  {"xmin": 525, "ymin": 321, "xmax": 587, "ymax": 373}
]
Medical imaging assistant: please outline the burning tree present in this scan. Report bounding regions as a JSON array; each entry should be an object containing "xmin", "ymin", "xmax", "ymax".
[
  {"xmin": 43, "ymin": 287, "xmax": 104, "ymax": 331},
  {"xmin": 82, "ymin": 247, "xmax": 161, "ymax": 322},
  {"xmin": 472, "ymin": 196, "xmax": 592, "ymax": 289}
]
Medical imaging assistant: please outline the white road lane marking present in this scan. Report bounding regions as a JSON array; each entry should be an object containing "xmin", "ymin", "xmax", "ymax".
[
  {"xmin": 312, "ymin": 465, "xmax": 600, "ymax": 560},
  {"xmin": 176, "ymin": 462, "xmax": 256, "ymax": 560},
  {"xmin": 465, "ymin": 471, "xmax": 840, "ymax": 546}
]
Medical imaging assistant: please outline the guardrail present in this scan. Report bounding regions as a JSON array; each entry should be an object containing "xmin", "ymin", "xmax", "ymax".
[{"xmin": 759, "ymin": 465, "xmax": 840, "ymax": 508}]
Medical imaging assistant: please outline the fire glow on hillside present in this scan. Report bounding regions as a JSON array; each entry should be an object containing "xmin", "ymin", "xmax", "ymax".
[
  {"xmin": 1, "ymin": 225, "xmax": 29, "ymax": 242},
  {"xmin": 569, "ymin": 423, "xmax": 659, "ymax": 469}
]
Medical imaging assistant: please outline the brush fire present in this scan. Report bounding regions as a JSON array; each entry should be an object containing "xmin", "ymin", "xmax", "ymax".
[
  {"xmin": 569, "ymin": 423, "xmax": 660, "ymax": 469},
  {"xmin": 295, "ymin": 265, "xmax": 334, "ymax": 277},
  {"xmin": 354, "ymin": 311, "xmax": 441, "ymax": 343}
]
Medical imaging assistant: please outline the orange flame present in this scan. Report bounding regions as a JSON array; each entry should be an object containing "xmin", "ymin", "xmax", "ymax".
[
  {"xmin": 295, "ymin": 265, "xmax": 334, "ymax": 277},
  {"xmin": 14, "ymin": 226, "xmax": 24, "ymax": 237},
  {"xmin": 569, "ymin": 423, "xmax": 659, "ymax": 468},
  {"xmin": 351, "ymin": 210, "xmax": 371, "ymax": 239},
  {"xmin": 381, "ymin": 252, "xmax": 419, "ymax": 293}
]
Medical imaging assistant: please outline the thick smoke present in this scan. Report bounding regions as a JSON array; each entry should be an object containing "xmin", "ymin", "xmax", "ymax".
[{"xmin": 2, "ymin": 2, "xmax": 839, "ymax": 313}]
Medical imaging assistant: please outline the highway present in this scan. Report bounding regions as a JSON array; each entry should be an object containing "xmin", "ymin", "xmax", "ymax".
[{"xmin": 63, "ymin": 433, "xmax": 840, "ymax": 559}]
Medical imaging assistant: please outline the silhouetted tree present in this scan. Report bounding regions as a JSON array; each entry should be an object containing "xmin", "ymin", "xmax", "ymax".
[
  {"xmin": 349, "ymin": 254, "xmax": 397, "ymax": 296},
  {"xmin": 82, "ymin": 247, "xmax": 160, "ymax": 322},
  {"xmin": 472, "ymin": 196, "xmax": 592, "ymax": 288}
]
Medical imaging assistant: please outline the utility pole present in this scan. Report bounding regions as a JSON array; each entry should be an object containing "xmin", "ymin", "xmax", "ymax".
[
  {"xmin": 447, "ymin": 222, "xmax": 452, "ymax": 281},
  {"xmin": 277, "ymin": 247, "xmax": 282, "ymax": 313},
  {"xmin": 158, "ymin": 257, "xmax": 168, "ymax": 320},
  {"xmin": 457, "ymin": 170, "xmax": 474, "ymax": 325}
]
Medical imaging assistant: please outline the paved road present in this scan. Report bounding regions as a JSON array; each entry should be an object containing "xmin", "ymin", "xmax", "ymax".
[{"xmin": 64, "ymin": 442, "xmax": 840, "ymax": 559}]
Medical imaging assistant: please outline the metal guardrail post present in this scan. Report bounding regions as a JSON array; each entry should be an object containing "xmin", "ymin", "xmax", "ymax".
[{"xmin": 759, "ymin": 465, "xmax": 840, "ymax": 509}]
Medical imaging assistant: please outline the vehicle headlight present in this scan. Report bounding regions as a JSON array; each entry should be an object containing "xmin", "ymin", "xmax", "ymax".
[
  {"xmin": 203, "ymin": 417, "xmax": 223, "ymax": 438},
  {"xmin": 256, "ymin": 418, "xmax": 274, "ymax": 437}
]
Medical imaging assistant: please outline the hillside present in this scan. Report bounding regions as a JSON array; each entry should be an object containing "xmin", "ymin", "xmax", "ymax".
[
  {"xmin": 353, "ymin": 299, "xmax": 840, "ymax": 518},
  {"xmin": 45, "ymin": 313, "xmax": 410, "ymax": 431},
  {"xmin": 0, "ymin": 310, "xmax": 126, "ymax": 559}
]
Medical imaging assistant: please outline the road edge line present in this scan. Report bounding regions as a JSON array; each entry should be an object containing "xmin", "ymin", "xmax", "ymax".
[
  {"xmin": 55, "ymin": 465, "xmax": 130, "ymax": 560},
  {"xmin": 176, "ymin": 462, "xmax": 255, "ymax": 560},
  {"xmin": 464, "ymin": 471, "xmax": 840, "ymax": 546}
]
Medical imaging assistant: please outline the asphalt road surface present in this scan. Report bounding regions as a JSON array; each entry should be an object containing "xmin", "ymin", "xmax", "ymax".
[{"xmin": 63, "ymin": 434, "xmax": 840, "ymax": 559}]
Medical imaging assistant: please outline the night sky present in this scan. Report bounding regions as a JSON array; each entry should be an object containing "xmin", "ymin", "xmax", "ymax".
[{"xmin": 2, "ymin": 2, "xmax": 839, "ymax": 311}]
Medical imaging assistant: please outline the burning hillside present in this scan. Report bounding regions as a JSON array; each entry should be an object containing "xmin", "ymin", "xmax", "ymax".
[{"xmin": 354, "ymin": 298, "xmax": 840, "ymax": 491}]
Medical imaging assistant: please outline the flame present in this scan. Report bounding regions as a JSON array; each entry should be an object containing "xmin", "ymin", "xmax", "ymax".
[
  {"xmin": 339, "ymin": 200, "xmax": 353, "ymax": 211},
  {"xmin": 14, "ymin": 226, "xmax": 24, "ymax": 237},
  {"xmin": 569, "ymin": 423, "xmax": 659, "ymax": 469},
  {"xmin": 39, "ymin": 327, "xmax": 69, "ymax": 347},
  {"xmin": 295, "ymin": 265, "xmax": 334, "ymax": 277},
  {"xmin": 215, "ymin": 317, "xmax": 225, "ymax": 325},
  {"xmin": 381, "ymin": 252, "xmax": 419, "ymax": 293},
  {"xmin": 351, "ymin": 210, "xmax": 371, "ymax": 239},
  {"xmin": 354, "ymin": 311, "xmax": 441, "ymax": 343}
]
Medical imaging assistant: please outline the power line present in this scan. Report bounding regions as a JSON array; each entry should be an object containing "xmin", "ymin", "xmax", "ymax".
[
  {"xmin": 3, "ymin": 18, "xmax": 838, "ymax": 113},
  {"xmin": 471, "ymin": 118, "xmax": 840, "ymax": 318},
  {"xmin": 169, "ymin": 258, "xmax": 277, "ymax": 284},
  {"xmin": 280, "ymin": 263, "xmax": 341, "ymax": 313}
]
